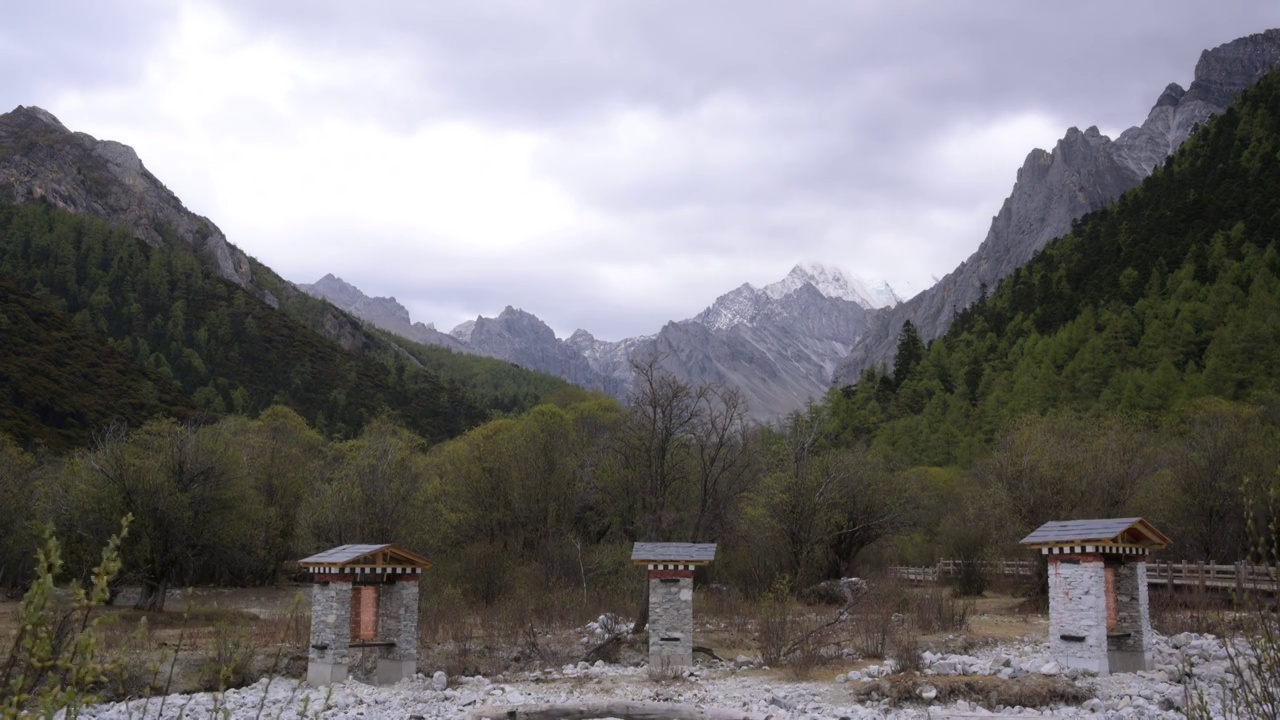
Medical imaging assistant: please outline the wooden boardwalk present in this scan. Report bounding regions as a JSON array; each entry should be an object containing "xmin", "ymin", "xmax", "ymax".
[{"xmin": 889, "ymin": 559, "xmax": 1279, "ymax": 595}]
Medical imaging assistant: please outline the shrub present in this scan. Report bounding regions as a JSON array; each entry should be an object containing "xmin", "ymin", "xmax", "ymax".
[
  {"xmin": 889, "ymin": 627, "xmax": 923, "ymax": 674},
  {"xmin": 194, "ymin": 623, "xmax": 259, "ymax": 692},
  {"xmin": 756, "ymin": 579, "xmax": 793, "ymax": 666},
  {"xmin": 852, "ymin": 581, "xmax": 907, "ymax": 659},
  {"xmin": 910, "ymin": 585, "xmax": 972, "ymax": 634},
  {"xmin": 0, "ymin": 517, "xmax": 129, "ymax": 719}
]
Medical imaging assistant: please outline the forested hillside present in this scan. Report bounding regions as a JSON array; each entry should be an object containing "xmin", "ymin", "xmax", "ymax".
[
  {"xmin": 832, "ymin": 69, "xmax": 1280, "ymax": 468},
  {"xmin": 0, "ymin": 199, "xmax": 487, "ymax": 447},
  {"xmin": 0, "ymin": 278, "xmax": 193, "ymax": 448}
]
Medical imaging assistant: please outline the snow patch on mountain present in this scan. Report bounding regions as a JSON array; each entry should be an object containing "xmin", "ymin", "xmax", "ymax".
[{"xmin": 762, "ymin": 262, "xmax": 897, "ymax": 310}]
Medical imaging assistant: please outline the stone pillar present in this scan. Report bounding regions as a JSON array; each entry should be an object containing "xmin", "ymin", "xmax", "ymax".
[
  {"xmin": 375, "ymin": 576, "xmax": 420, "ymax": 684},
  {"xmin": 1108, "ymin": 559, "xmax": 1152, "ymax": 672},
  {"xmin": 307, "ymin": 577, "xmax": 352, "ymax": 686},
  {"xmin": 648, "ymin": 567, "xmax": 694, "ymax": 668},
  {"xmin": 1047, "ymin": 555, "xmax": 1108, "ymax": 675}
]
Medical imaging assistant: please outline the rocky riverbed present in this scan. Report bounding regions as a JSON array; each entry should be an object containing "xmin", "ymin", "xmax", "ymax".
[{"xmin": 70, "ymin": 631, "xmax": 1251, "ymax": 719}]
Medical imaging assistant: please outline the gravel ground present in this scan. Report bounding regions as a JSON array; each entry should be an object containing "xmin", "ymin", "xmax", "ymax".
[{"xmin": 69, "ymin": 631, "xmax": 1249, "ymax": 719}]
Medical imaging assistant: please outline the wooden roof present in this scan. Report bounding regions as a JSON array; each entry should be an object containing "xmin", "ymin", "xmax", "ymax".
[
  {"xmin": 298, "ymin": 543, "xmax": 432, "ymax": 572},
  {"xmin": 631, "ymin": 542, "xmax": 717, "ymax": 564},
  {"xmin": 1020, "ymin": 517, "xmax": 1170, "ymax": 550}
]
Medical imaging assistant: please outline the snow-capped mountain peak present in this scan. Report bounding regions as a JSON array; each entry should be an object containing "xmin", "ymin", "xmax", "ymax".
[{"xmin": 762, "ymin": 262, "xmax": 897, "ymax": 309}]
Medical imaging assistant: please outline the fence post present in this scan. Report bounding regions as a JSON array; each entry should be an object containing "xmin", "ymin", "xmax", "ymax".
[{"xmin": 1235, "ymin": 561, "xmax": 1245, "ymax": 602}]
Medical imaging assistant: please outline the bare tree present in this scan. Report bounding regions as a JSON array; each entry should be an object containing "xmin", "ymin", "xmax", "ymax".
[
  {"xmin": 689, "ymin": 385, "xmax": 753, "ymax": 543},
  {"xmin": 614, "ymin": 354, "xmax": 706, "ymax": 541},
  {"xmin": 616, "ymin": 355, "xmax": 756, "ymax": 631}
]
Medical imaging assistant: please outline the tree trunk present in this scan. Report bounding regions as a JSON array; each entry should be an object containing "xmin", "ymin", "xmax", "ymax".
[
  {"xmin": 135, "ymin": 578, "xmax": 168, "ymax": 612},
  {"xmin": 469, "ymin": 701, "xmax": 766, "ymax": 720}
]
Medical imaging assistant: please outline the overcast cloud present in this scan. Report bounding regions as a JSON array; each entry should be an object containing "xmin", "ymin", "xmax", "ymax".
[{"xmin": 4, "ymin": 1, "xmax": 1280, "ymax": 339}]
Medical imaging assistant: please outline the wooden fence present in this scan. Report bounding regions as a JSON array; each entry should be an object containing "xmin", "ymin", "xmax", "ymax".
[{"xmin": 889, "ymin": 559, "xmax": 1279, "ymax": 594}]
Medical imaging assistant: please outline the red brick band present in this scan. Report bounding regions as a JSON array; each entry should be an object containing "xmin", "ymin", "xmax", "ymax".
[
  {"xmin": 649, "ymin": 569, "xmax": 694, "ymax": 579},
  {"xmin": 1049, "ymin": 554, "xmax": 1105, "ymax": 564}
]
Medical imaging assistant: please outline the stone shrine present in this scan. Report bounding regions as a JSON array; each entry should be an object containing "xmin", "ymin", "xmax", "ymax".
[
  {"xmin": 631, "ymin": 542, "xmax": 717, "ymax": 668},
  {"xmin": 298, "ymin": 544, "xmax": 432, "ymax": 686},
  {"xmin": 1021, "ymin": 518, "xmax": 1169, "ymax": 675}
]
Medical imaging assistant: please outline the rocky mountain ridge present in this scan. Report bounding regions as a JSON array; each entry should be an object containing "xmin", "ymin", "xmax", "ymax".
[
  {"xmin": 306, "ymin": 262, "xmax": 879, "ymax": 419},
  {"xmin": 0, "ymin": 105, "xmax": 394, "ymax": 356},
  {"xmin": 832, "ymin": 28, "xmax": 1280, "ymax": 385},
  {"xmin": 298, "ymin": 274, "xmax": 470, "ymax": 352},
  {"xmin": 0, "ymin": 106, "xmax": 258, "ymax": 294}
]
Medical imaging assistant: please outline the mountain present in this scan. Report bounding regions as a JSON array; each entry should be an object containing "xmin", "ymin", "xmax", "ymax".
[
  {"xmin": 0, "ymin": 104, "xmax": 408, "ymax": 359},
  {"xmin": 0, "ymin": 106, "xmax": 257, "ymax": 294},
  {"xmin": 298, "ymin": 273, "xmax": 470, "ymax": 352},
  {"xmin": 455, "ymin": 307, "xmax": 622, "ymax": 395},
  {"xmin": 760, "ymin": 262, "xmax": 899, "ymax": 310},
  {"xmin": 833, "ymin": 28, "xmax": 1280, "ymax": 386},
  {"xmin": 310, "ymin": 261, "xmax": 887, "ymax": 418},
  {"xmin": 0, "ymin": 106, "xmax": 575, "ymax": 447},
  {"xmin": 638, "ymin": 268, "xmax": 873, "ymax": 419},
  {"xmin": 565, "ymin": 329, "xmax": 651, "ymax": 396},
  {"xmin": 833, "ymin": 64, "xmax": 1280, "ymax": 467}
]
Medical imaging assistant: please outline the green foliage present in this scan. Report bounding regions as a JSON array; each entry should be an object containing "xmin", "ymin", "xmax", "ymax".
[
  {"xmin": 0, "ymin": 199, "xmax": 486, "ymax": 446},
  {"xmin": 0, "ymin": 517, "xmax": 129, "ymax": 719},
  {"xmin": 0, "ymin": 280, "xmax": 192, "ymax": 450},
  {"xmin": 892, "ymin": 320, "xmax": 925, "ymax": 390}
]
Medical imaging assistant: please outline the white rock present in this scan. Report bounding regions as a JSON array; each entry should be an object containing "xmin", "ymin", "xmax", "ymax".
[
  {"xmin": 919, "ymin": 684, "xmax": 938, "ymax": 701},
  {"xmin": 432, "ymin": 670, "xmax": 448, "ymax": 691}
]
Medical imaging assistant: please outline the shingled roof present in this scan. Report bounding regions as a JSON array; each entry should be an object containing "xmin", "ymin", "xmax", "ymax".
[
  {"xmin": 298, "ymin": 543, "xmax": 432, "ymax": 572},
  {"xmin": 631, "ymin": 542, "xmax": 717, "ymax": 564},
  {"xmin": 1020, "ymin": 518, "xmax": 1169, "ymax": 550}
]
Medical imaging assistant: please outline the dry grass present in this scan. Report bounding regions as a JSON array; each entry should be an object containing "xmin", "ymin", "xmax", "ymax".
[
  {"xmin": 851, "ymin": 673, "xmax": 1093, "ymax": 709},
  {"xmin": 418, "ymin": 580, "xmax": 637, "ymax": 677},
  {"xmin": 0, "ymin": 586, "xmax": 310, "ymax": 701}
]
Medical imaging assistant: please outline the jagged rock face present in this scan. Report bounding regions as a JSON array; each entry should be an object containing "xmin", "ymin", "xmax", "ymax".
[
  {"xmin": 0, "ymin": 105, "xmax": 256, "ymax": 291},
  {"xmin": 465, "ymin": 307, "xmax": 622, "ymax": 394},
  {"xmin": 312, "ymin": 263, "xmax": 878, "ymax": 415},
  {"xmin": 298, "ymin": 274, "xmax": 469, "ymax": 351},
  {"xmin": 652, "ymin": 280, "xmax": 870, "ymax": 420},
  {"xmin": 566, "ymin": 329, "xmax": 652, "ymax": 396},
  {"xmin": 449, "ymin": 320, "xmax": 477, "ymax": 344},
  {"xmin": 833, "ymin": 28, "xmax": 1280, "ymax": 386}
]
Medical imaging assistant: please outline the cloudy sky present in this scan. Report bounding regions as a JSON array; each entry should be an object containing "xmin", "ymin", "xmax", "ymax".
[{"xmin": 4, "ymin": 1, "xmax": 1280, "ymax": 340}]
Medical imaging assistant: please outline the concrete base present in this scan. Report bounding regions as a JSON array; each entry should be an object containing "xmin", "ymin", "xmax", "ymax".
[
  {"xmin": 1108, "ymin": 650, "xmax": 1152, "ymax": 674},
  {"xmin": 1056, "ymin": 655, "xmax": 1109, "ymax": 676},
  {"xmin": 376, "ymin": 658, "xmax": 418, "ymax": 685},
  {"xmin": 307, "ymin": 661, "xmax": 348, "ymax": 686},
  {"xmin": 649, "ymin": 651, "xmax": 693, "ymax": 669}
]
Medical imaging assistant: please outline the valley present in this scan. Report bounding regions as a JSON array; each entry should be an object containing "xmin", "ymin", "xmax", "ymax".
[{"xmin": 2, "ymin": 17, "xmax": 1280, "ymax": 720}]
